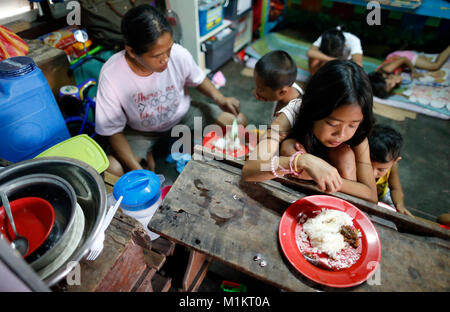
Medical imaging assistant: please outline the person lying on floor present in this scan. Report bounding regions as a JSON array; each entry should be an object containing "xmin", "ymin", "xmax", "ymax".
[
  {"xmin": 242, "ymin": 60, "xmax": 378, "ymax": 203},
  {"xmin": 368, "ymin": 45, "xmax": 450, "ymax": 99},
  {"xmin": 95, "ymin": 4, "xmax": 246, "ymax": 176}
]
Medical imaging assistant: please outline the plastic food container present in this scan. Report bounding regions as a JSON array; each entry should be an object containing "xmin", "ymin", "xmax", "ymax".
[
  {"xmin": 35, "ymin": 134, "xmax": 109, "ymax": 173},
  {"xmin": 198, "ymin": 0, "xmax": 224, "ymax": 36},
  {"xmin": 113, "ymin": 170, "xmax": 165, "ymax": 240}
]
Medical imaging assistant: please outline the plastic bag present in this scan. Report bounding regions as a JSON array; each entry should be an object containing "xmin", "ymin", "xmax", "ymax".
[{"xmin": 0, "ymin": 25, "xmax": 29, "ymax": 61}]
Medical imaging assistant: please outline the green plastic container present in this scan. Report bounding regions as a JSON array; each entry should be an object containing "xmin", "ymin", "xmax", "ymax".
[{"xmin": 35, "ymin": 135, "xmax": 109, "ymax": 173}]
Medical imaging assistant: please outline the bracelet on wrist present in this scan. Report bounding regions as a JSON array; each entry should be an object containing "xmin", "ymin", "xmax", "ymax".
[
  {"xmin": 271, "ymin": 156, "xmax": 289, "ymax": 178},
  {"xmin": 294, "ymin": 151, "xmax": 304, "ymax": 175},
  {"xmin": 289, "ymin": 151, "xmax": 304, "ymax": 176}
]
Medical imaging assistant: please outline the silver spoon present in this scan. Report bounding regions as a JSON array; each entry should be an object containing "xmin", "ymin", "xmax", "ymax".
[{"xmin": 0, "ymin": 191, "xmax": 29, "ymax": 257}]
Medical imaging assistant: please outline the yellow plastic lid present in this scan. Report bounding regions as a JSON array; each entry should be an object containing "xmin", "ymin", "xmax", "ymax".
[{"xmin": 35, "ymin": 134, "xmax": 109, "ymax": 173}]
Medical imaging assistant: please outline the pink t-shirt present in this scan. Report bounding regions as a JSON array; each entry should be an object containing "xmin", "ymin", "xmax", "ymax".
[{"xmin": 95, "ymin": 44, "xmax": 206, "ymax": 136}]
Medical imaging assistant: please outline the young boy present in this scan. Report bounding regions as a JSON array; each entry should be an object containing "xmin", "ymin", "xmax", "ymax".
[
  {"xmin": 369, "ymin": 124, "xmax": 413, "ymax": 216},
  {"xmin": 253, "ymin": 50, "xmax": 303, "ymax": 137}
]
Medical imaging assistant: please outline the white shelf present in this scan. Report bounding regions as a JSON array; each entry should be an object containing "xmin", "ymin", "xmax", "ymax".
[
  {"xmin": 169, "ymin": 0, "xmax": 234, "ymax": 72},
  {"xmin": 169, "ymin": 1, "xmax": 252, "ymax": 73}
]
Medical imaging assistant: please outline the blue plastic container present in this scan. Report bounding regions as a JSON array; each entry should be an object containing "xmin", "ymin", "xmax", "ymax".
[
  {"xmin": 113, "ymin": 170, "xmax": 161, "ymax": 212},
  {"xmin": 0, "ymin": 56, "xmax": 70, "ymax": 162},
  {"xmin": 198, "ymin": 0, "xmax": 224, "ymax": 36}
]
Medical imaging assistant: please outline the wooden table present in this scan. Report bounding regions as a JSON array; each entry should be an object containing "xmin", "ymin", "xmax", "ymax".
[{"xmin": 148, "ymin": 146, "xmax": 450, "ymax": 292}]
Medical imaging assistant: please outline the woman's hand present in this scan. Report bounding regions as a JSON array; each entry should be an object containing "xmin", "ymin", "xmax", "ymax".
[
  {"xmin": 215, "ymin": 95, "xmax": 240, "ymax": 116},
  {"xmin": 298, "ymin": 154, "xmax": 343, "ymax": 193},
  {"xmin": 196, "ymin": 78, "xmax": 240, "ymax": 116}
]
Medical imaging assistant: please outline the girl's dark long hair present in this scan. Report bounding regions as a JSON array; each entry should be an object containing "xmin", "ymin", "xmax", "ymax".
[
  {"xmin": 291, "ymin": 60, "xmax": 374, "ymax": 158},
  {"xmin": 121, "ymin": 4, "xmax": 173, "ymax": 55}
]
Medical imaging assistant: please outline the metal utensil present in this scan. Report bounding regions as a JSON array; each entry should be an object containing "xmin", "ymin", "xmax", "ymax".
[{"xmin": 0, "ymin": 191, "xmax": 29, "ymax": 256}]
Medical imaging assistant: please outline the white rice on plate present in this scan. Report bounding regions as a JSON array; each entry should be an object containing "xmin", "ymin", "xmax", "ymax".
[{"xmin": 302, "ymin": 209, "xmax": 354, "ymax": 259}]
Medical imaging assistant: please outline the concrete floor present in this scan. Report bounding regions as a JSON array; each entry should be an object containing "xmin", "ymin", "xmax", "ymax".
[{"xmin": 150, "ymin": 44, "xmax": 449, "ymax": 292}]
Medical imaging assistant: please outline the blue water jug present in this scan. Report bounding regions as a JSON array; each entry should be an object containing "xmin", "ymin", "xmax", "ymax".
[{"xmin": 0, "ymin": 56, "xmax": 70, "ymax": 162}]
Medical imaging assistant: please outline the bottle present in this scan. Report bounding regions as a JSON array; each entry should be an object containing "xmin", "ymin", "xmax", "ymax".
[
  {"xmin": 113, "ymin": 170, "xmax": 165, "ymax": 240},
  {"xmin": 0, "ymin": 56, "xmax": 70, "ymax": 162}
]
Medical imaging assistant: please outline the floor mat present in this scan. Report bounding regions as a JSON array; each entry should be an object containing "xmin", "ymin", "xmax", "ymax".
[
  {"xmin": 375, "ymin": 53, "xmax": 450, "ymax": 120},
  {"xmin": 246, "ymin": 33, "xmax": 450, "ymax": 120},
  {"xmin": 245, "ymin": 32, "xmax": 382, "ymax": 82}
]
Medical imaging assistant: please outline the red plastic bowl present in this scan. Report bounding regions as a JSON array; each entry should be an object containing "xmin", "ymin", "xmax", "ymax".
[{"xmin": 0, "ymin": 197, "xmax": 55, "ymax": 258}]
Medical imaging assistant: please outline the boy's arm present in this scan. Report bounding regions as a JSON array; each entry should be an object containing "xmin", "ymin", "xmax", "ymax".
[{"xmin": 388, "ymin": 162, "xmax": 414, "ymax": 216}]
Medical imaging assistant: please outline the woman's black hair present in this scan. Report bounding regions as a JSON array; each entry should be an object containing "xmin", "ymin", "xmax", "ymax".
[
  {"xmin": 291, "ymin": 60, "xmax": 374, "ymax": 157},
  {"xmin": 368, "ymin": 71, "xmax": 391, "ymax": 99},
  {"xmin": 319, "ymin": 27, "xmax": 346, "ymax": 59},
  {"xmin": 254, "ymin": 50, "xmax": 297, "ymax": 90},
  {"xmin": 369, "ymin": 124, "xmax": 403, "ymax": 163},
  {"xmin": 121, "ymin": 4, "xmax": 173, "ymax": 55}
]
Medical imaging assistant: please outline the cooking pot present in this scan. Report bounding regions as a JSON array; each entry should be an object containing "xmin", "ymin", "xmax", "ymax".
[
  {"xmin": 0, "ymin": 173, "xmax": 77, "ymax": 269},
  {"xmin": 0, "ymin": 157, "xmax": 107, "ymax": 286}
]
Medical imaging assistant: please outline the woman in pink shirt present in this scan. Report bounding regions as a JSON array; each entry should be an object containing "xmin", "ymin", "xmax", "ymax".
[{"xmin": 95, "ymin": 4, "xmax": 246, "ymax": 175}]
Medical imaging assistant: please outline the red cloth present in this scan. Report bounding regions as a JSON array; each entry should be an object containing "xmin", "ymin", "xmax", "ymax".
[{"xmin": 0, "ymin": 25, "xmax": 28, "ymax": 61}]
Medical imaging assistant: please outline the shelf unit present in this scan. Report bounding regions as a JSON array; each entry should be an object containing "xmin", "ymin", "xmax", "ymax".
[
  {"xmin": 169, "ymin": 0, "xmax": 233, "ymax": 71},
  {"xmin": 232, "ymin": 9, "xmax": 253, "ymax": 53}
]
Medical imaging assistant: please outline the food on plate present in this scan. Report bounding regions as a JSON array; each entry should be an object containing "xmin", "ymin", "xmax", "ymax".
[
  {"xmin": 212, "ymin": 130, "xmax": 255, "ymax": 153},
  {"xmin": 296, "ymin": 209, "xmax": 362, "ymax": 270},
  {"xmin": 340, "ymin": 225, "xmax": 360, "ymax": 248},
  {"xmin": 213, "ymin": 134, "xmax": 241, "ymax": 151}
]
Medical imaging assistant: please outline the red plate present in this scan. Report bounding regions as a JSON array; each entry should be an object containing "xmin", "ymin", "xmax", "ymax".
[
  {"xmin": 203, "ymin": 126, "xmax": 257, "ymax": 158},
  {"xmin": 279, "ymin": 195, "xmax": 382, "ymax": 288}
]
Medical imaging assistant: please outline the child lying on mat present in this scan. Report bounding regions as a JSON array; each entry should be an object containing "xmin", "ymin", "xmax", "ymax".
[
  {"xmin": 369, "ymin": 45, "xmax": 450, "ymax": 99},
  {"xmin": 368, "ymin": 124, "xmax": 413, "ymax": 216}
]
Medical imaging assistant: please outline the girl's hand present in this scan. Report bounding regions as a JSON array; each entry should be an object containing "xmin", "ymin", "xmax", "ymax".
[
  {"xmin": 299, "ymin": 154, "xmax": 343, "ymax": 193},
  {"xmin": 396, "ymin": 204, "xmax": 414, "ymax": 217},
  {"xmin": 216, "ymin": 96, "xmax": 240, "ymax": 116}
]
